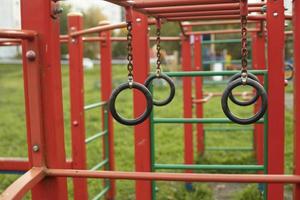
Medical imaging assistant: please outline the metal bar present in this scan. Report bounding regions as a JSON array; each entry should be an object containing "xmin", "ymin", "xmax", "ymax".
[
  {"xmin": 266, "ymin": 0, "xmax": 285, "ymax": 198},
  {"xmin": 0, "ymin": 29, "xmax": 37, "ymax": 40},
  {"xmin": 194, "ymin": 35, "xmax": 204, "ymax": 155},
  {"xmin": 46, "ymin": 169, "xmax": 300, "ymax": 184},
  {"xmin": 85, "ymin": 131, "xmax": 108, "ymax": 144},
  {"xmin": 70, "ymin": 22, "xmax": 127, "ymax": 37},
  {"xmin": 145, "ymin": 3, "xmax": 241, "ymax": 13},
  {"xmin": 68, "ymin": 13, "xmax": 88, "ymax": 200},
  {"xmin": 154, "ymin": 164, "xmax": 263, "ymax": 170},
  {"xmin": 187, "ymin": 28, "xmax": 260, "ymax": 35},
  {"xmin": 202, "ymin": 39, "xmax": 247, "ymax": 44},
  {"xmin": 84, "ymin": 102, "xmax": 107, "ymax": 111},
  {"xmin": 0, "ymin": 167, "xmax": 45, "ymax": 200},
  {"xmin": 0, "ymin": 158, "xmax": 30, "ymax": 171},
  {"xmin": 293, "ymin": 0, "xmax": 300, "ymax": 198},
  {"xmin": 206, "ymin": 147, "xmax": 253, "ymax": 151},
  {"xmin": 99, "ymin": 22, "xmax": 115, "ymax": 199},
  {"xmin": 91, "ymin": 159, "xmax": 109, "ymax": 171},
  {"xmin": 167, "ymin": 14, "xmax": 266, "ymax": 21},
  {"xmin": 127, "ymin": 0, "xmax": 240, "ymax": 8},
  {"xmin": 204, "ymin": 127, "xmax": 253, "ymax": 131},
  {"xmin": 203, "ymin": 60, "xmax": 252, "ymax": 64},
  {"xmin": 92, "ymin": 186, "xmax": 110, "ymax": 200},
  {"xmin": 153, "ymin": 118, "xmax": 264, "ymax": 124},
  {"xmin": 163, "ymin": 70, "xmax": 267, "ymax": 77},
  {"xmin": 183, "ymin": 20, "xmax": 258, "ymax": 26}
]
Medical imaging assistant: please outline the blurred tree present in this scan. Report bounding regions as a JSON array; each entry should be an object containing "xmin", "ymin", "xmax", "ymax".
[{"xmin": 59, "ymin": 4, "xmax": 72, "ymax": 56}]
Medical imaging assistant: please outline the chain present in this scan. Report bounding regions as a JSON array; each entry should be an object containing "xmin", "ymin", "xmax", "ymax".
[
  {"xmin": 126, "ymin": 22, "xmax": 133, "ymax": 85},
  {"xmin": 241, "ymin": 16, "xmax": 248, "ymax": 83},
  {"xmin": 156, "ymin": 26, "xmax": 162, "ymax": 76}
]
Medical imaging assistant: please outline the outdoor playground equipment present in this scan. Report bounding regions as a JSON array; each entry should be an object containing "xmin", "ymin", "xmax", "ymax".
[{"xmin": 0, "ymin": 0, "xmax": 299, "ymax": 200}]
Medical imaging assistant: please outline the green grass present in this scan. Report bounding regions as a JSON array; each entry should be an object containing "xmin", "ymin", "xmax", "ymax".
[{"xmin": 0, "ymin": 64, "xmax": 294, "ymax": 199}]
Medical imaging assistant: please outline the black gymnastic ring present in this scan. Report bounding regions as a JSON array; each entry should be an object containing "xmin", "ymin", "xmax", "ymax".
[
  {"xmin": 109, "ymin": 82, "xmax": 153, "ymax": 126},
  {"xmin": 228, "ymin": 72, "xmax": 260, "ymax": 106},
  {"xmin": 285, "ymin": 63, "xmax": 294, "ymax": 81},
  {"xmin": 144, "ymin": 73, "xmax": 175, "ymax": 106},
  {"xmin": 221, "ymin": 78, "xmax": 268, "ymax": 125}
]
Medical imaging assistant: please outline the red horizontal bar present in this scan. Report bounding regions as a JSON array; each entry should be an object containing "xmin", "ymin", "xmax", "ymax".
[
  {"xmin": 127, "ymin": 0, "xmax": 239, "ymax": 8},
  {"xmin": 167, "ymin": 14, "xmax": 267, "ymax": 21},
  {"xmin": 145, "ymin": 3, "xmax": 240, "ymax": 13},
  {"xmin": 186, "ymin": 28, "xmax": 260, "ymax": 35},
  {"xmin": 158, "ymin": 7, "xmax": 262, "ymax": 18},
  {"xmin": 0, "ymin": 167, "xmax": 45, "ymax": 200},
  {"xmin": 47, "ymin": 169, "xmax": 300, "ymax": 184},
  {"xmin": 0, "ymin": 158, "xmax": 30, "ymax": 171},
  {"xmin": 182, "ymin": 20, "xmax": 256, "ymax": 26},
  {"xmin": 0, "ymin": 29, "xmax": 37, "ymax": 40}
]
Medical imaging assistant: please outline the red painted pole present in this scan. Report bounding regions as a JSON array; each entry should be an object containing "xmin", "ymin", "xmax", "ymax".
[
  {"xmin": 20, "ymin": 0, "xmax": 68, "ymax": 199},
  {"xmin": 266, "ymin": 0, "xmax": 285, "ymax": 199},
  {"xmin": 182, "ymin": 32, "xmax": 194, "ymax": 172},
  {"xmin": 293, "ymin": 0, "xmax": 300, "ymax": 198},
  {"xmin": 194, "ymin": 34, "xmax": 204, "ymax": 155},
  {"xmin": 67, "ymin": 13, "xmax": 88, "ymax": 200},
  {"xmin": 99, "ymin": 21, "xmax": 116, "ymax": 200},
  {"xmin": 251, "ymin": 28, "xmax": 265, "ymax": 167},
  {"xmin": 131, "ymin": 12, "xmax": 152, "ymax": 200}
]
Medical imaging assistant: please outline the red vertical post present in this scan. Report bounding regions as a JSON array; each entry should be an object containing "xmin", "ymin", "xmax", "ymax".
[
  {"xmin": 194, "ymin": 34, "xmax": 204, "ymax": 155},
  {"xmin": 132, "ymin": 12, "xmax": 152, "ymax": 200},
  {"xmin": 251, "ymin": 28, "xmax": 265, "ymax": 166},
  {"xmin": 68, "ymin": 13, "xmax": 88, "ymax": 200},
  {"xmin": 266, "ymin": 0, "xmax": 285, "ymax": 199},
  {"xmin": 293, "ymin": 0, "xmax": 300, "ymax": 198},
  {"xmin": 182, "ymin": 32, "xmax": 194, "ymax": 170},
  {"xmin": 21, "ymin": 0, "xmax": 68, "ymax": 199},
  {"xmin": 99, "ymin": 21, "xmax": 116, "ymax": 200}
]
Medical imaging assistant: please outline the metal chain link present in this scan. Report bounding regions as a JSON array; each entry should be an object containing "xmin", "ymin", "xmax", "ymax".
[
  {"xmin": 156, "ymin": 27, "xmax": 162, "ymax": 76},
  {"xmin": 241, "ymin": 16, "xmax": 248, "ymax": 83},
  {"xmin": 126, "ymin": 22, "xmax": 133, "ymax": 85}
]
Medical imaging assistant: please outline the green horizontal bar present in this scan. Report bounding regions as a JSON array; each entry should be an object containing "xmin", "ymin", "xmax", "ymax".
[
  {"xmin": 85, "ymin": 130, "xmax": 108, "ymax": 144},
  {"xmin": 153, "ymin": 118, "xmax": 264, "ymax": 124},
  {"xmin": 202, "ymin": 39, "xmax": 251, "ymax": 44},
  {"xmin": 154, "ymin": 164, "xmax": 264, "ymax": 171},
  {"xmin": 164, "ymin": 70, "xmax": 267, "ymax": 77},
  {"xmin": 92, "ymin": 186, "xmax": 110, "ymax": 200},
  {"xmin": 84, "ymin": 101, "xmax": 107, "ymax": 111},
  {"xmin": 206, "ymin": 147, "xmax": 253, "ymax": 151},
  {"xmin": 203, "ymin": 60, "xmax": 252, "ymax": 65},
  {"xmin": 204, "ymin": 127, "xmax": 254, "ymax": 132},
  {"xmin": 91, "ymin": 158, "xmax": 109, "ymax": 171}
]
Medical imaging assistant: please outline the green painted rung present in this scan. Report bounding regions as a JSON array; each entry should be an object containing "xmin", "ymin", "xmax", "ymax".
[
  {"xmin": 203, "ymin": 60, "xmax": 252, "ymax": 65},
  {"xmin": 202, "ymin": 39, "xmax": 251, "ymax": 44},
  {"xmin": 154, "ymin": 164, "xmax": 264, "ymax": 171},
  {"xmin": 85, "ymin": 130, "xmax": 108, "ymax": 144},
  {"xmin": 92, "ymin": 185, "xmax": 110, "ymax": 200},
  {"xmin": 153, "ymin": 118, "xmax": 264, "ymax": 124},
  {"xmin": 163, "ymin": 70, "xmax": 267, "ymax": 77},
  {"xmin": 91, "ymin": 158, "xmax": 109, "ymax": 171},
  {"xmin": 204, "ymin": 127, "xmax": 254, "ymax": 132},
  {"xmin": 206, "ymin": 147, "xmax": 253, "ymax": 151},
  {"xmin": 84, "ymin": 101, "xmax": 107, "ymax": 111}
]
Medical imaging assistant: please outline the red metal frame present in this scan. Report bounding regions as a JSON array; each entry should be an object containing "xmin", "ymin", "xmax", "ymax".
[
  {"xmin": 67, "ymin": 13, "xmax": 89, "ymax": 200},
  {"xmin": 266, "ymin": 0, "xmax": 285, "ymax": 199},
  {"xmin": 293, "ymin": 0, "xmax": 300, "ymax": 198},
  {"xmin": 99, "ymin": 22, "xmax": 116, "ymax": 200},
  {"xmin": 181, "ymin": 31, "xmax": 194, "ymax": 173},
  {"xmin": 251, "ymin": 26, "xmax": 266, "ymax": 167},
  {"xmin": 193, "ymin": 34, "xmax": 204, "ymax": 155}
]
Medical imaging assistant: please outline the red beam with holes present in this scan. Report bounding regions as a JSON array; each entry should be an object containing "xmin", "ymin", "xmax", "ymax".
[
  {"xmin": 251, "ymin": 27, "xmax": 266, "ymax": 167},
  {"xmin": 193, "ymin": 35, "xmax": 204, "ymax": 155},
  {"xmin": 266, "ymin": 0, "xmax": 285, "ymax": 199},
  {"xmin": 182, "ymin": 32, "xmax": 194, "ymax": 173},
  {"xmin": 131, "ymin": 11, "xmax": 153, "ymax": 200},
  {"xmin": 20, "ymin": 0, "xmax": 68, "ymax": 199},
  {"xmin": 99, "ymin": 22, "xmax": 116, "ymax": 199},
  {"xmin": 67, "ymin": 13, "xmax": 88, "ymax": 200},
  {"xmin": 293, "ymin": 0, "xmax": 300, "ymax": 198}
]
